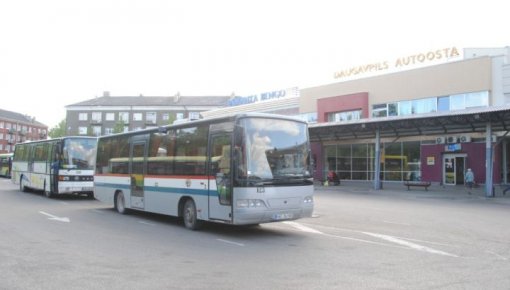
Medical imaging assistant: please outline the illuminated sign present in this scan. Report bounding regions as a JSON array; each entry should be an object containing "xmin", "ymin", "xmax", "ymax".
[
  {"xmin": 334, "ymin": 47, "xmax": 460, "ymax": 80},
  {"xmin": 228, "ymin": 87, "xmax": 299, "ymax": 107},
  {"xmin": 445, "ymin": 143, "xmax": 462, "ymax": 152}
]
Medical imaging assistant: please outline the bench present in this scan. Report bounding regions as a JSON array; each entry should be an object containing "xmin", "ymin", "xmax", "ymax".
[{"xmin": 404, "ymin": 181, "xmax": 431, "ymax": 191}]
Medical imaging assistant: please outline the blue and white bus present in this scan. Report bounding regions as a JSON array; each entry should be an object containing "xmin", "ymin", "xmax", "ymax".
[
  {"xmin": 12, "ymin": 137, "xmax": 97, "ymax": 198},
  {"xmin": 94, "ymin": 113, "xmax": 314, "ymax": 230}
]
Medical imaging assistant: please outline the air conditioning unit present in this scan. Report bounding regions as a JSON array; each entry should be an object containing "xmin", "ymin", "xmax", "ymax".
[
  {"xmin": 436, "ymin": 137, "xmax": 445, "ymax": 144},
  {"xmin": 447, "ymin": 136, "xmax": 458, "ymax": 144},
  {"xmin": 459, "ymin": 135, "xmax": 471, "ymax": 143}
]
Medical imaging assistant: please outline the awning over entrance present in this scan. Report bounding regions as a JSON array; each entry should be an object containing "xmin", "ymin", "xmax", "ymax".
[
  {"xmin": 308, "ymin": 105, "xmax": 510, "ymax": 142},
  {"xmin": 308, "ymin": 105, "xmax": 510, "ymax": 196}
]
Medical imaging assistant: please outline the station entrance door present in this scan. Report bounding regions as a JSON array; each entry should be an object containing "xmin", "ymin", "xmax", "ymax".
[{"xmin": 443, "ymin": 154, "xmax": 467, "ymax": 185}]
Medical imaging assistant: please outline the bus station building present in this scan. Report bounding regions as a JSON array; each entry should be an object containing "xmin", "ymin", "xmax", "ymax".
[{"xmin": 203, "ymin": 47, "xmax": 510, "ymax": 195}]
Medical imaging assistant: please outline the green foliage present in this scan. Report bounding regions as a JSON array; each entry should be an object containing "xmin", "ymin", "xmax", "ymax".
[
  {"xmin": 48, "ymin": 119, "xmax": 66, "ymax": 138},
  {"xmin": 113, "ymin": 120, "xmax": 125, "ymax": 134}
]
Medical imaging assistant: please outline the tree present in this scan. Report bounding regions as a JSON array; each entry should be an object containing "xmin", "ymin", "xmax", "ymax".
[
  {"xmin": 113, "ymin": 120, "xmax": 125, "ymax": 134},
  {"xmin": 48, "ymin": 119, "xmax": 66, "ymax": 138}
]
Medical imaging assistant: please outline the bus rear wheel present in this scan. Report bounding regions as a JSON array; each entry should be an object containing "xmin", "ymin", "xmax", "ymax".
[
  {"xmin": 115, "ymin": 192, "xmax": 128, "ymax": 214},
  {"xmin": 19, "ymin": 176, "xmax": 27, "ymax": 192},
  {"xmin": 183, "ymin": 199, "xmax": 203, "ymax": 230}
]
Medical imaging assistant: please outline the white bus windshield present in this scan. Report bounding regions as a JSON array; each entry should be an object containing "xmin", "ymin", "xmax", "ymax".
[
  {"xmin": 62, "ymin": 138, "xmax": 97, "ymax": 170},
  {"xmin": 237, "ymin": 118, "xmax": 311, "ymax": 183}
]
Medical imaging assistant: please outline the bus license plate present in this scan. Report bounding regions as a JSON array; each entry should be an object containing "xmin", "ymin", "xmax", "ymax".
[{"xmin": 272, "ymin": 213, "xmax": 293, "ymax": 220}]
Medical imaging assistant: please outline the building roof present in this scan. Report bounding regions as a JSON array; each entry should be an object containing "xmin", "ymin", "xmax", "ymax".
[
  {"xmin": 0, "ymin": 108, "xmax": 47, "ymax": 127},
  {"xmin": 66, "ymin": 95, "xmax": 231, "ymax": 107},
  {"xmin": 308, "ymin": 105, "xmax": 510, "ymax": 142}
]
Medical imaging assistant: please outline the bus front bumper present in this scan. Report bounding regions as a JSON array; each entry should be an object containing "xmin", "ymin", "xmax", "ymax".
[{"xmin": 233, "ymin": 205, "xmax": 314, "ymax": 225}]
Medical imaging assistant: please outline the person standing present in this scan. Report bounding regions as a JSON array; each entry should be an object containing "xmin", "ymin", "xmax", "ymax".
[{"xmin": 465, "ymin": 168, "xmax": 475, "ymax": 192}]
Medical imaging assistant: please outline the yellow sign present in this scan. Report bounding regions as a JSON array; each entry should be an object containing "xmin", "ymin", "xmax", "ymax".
[{"xmin": 334, "ymin": 47, "xmax": 460, "ymax": 79}]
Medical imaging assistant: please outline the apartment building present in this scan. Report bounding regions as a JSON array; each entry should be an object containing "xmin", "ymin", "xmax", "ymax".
[
  {"xmin": 0, "ymin": 109, "xmax": 48, "ymax": 153},
  {"xmin": 65, "ymin": 92, "xmax": 231, "ymax": 136}
]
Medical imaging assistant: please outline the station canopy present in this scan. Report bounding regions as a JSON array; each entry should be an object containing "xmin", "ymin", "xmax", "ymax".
[{"xmin": 308, "ymin": 105, "xmax": 510, "ymax": 142}]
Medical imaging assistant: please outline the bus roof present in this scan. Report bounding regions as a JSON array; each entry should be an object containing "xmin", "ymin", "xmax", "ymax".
[{"xmin": 97, "ymin": 113, "xmax": 307, "ymax": 140}]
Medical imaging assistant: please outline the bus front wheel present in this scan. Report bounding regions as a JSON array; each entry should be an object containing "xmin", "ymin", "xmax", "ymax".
[
  {"xmin": 183, "ymin": 199, "xmax": 203, "ymax": 230},
  {"xmin": 115, "ymin": 192, "xmax": 128, "ymax": 214},
  {"xmin": 44, "ymin": 181, "xmax": 53, "ymax": 198}
]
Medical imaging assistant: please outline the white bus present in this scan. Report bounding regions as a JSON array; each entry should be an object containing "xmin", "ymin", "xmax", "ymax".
[
  {"xmin": 0, "ymin": 153, "xmax": 13, "ymax": 178},
  {"xmin": 94, "ymin": 113, "xmax": 314, "ymax": 230},
  {"xmin": 12, "ymin": 137, "xmax": 97, "ymax": 198}
]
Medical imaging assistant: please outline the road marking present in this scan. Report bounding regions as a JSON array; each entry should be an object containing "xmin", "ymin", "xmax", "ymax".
[
  {"xmin": 284, "ymin": 222, "xmax": 401, "ymax": 247},
  {"xmin": 382, "ymin": 220, "xmax": 411, "ymax": 226},
  {"xmin": 362, "ymin": 231, "xmax": 458, "ymax": 257},
  {"xmin": 39, "ymin": 211, "xmax": 70, "ymax": 223},
  {"xmin": 486, "ymin": 250, "xmax": 508, "ymax": 261},
  {"xmin": 283, "ymin": 221, "xmax": 324, "ymax": 234},
  {"xmin": 285, "ymin": 222, "xmax": 458, "ymax": 257},
  {"xmin": 217, "ymin": 239, "xmax": 245, "ymax": 247},
  {"xmin": 139, "ymin": 221, "xmax": 156, "ymax": 226}
]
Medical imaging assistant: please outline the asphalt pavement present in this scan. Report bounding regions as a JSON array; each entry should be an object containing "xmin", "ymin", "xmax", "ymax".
[{"xmin": 315, "ymin": 180, "xmax": 510, "ymax": 206}]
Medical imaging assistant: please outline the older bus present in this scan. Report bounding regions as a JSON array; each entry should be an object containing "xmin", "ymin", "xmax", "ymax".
[
  {"xmin": 0, "ymin": 153, "xmax": 13, "ymax": 178},
  {"xmin": 94, "ymin": 113, "xmax": 314, "ymax": 230},
  {"xmin": 12, "ymin": 137, "xmax": 97, "ymax": 198}
]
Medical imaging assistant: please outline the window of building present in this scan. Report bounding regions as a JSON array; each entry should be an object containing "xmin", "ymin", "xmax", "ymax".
[
  {"xmin": 450, "ymin": 94, "xmax": 465, "ymax": 111},
  {"xmin": 0, "ymin": 133, "xmax": 3, "ymax": 140},
  {"xmin": 374, "ymin": 91, "xmax": 489, "ymax": 118},
  {"xmin": 372, "ymin": 104, "xmax": 387, "ymax": 118},
  {"xmin": 78, "ymin": 127, "xmax": 88, "ymax": 135},
  {"xmin": 296, "ymin": 112, "xmax": 318, "ymax": 123},
  {"xmin": 133, "ymin": 113, "xmax": 143, "ymax": 121},
  {"xmin": 146, "ymin": 112, "xmax": 157, "ymax": 124},
  {"xmin": 437, "ymin": 96, "xmax": 450, "ymax": 111},
  {"xmin": 105, "ymin": 127, "xmax": 114, "ymax": 135},
  {"xmin": 327, "ymin": 110, "xmax": 362, "ymax": 122},
  {"xmin": 79, "ymin": 113, "xmax": 88, "ymax": 121},
  {"xmin": 123, "ymin": 126, "xmax": 129, "ymax": 133},
  {"xmin": 189, "ymin": 112, "xmax": 200, "ymax": 120},
  {"xmin": 119, "ymin": 112, "xmax": 129, "ymax": 123},
  {"xmin": 464, "ymin": 91, "xmax": 489, "ymax": 108},
  {"xmin": 388, "ymin": 103, "xmax": 398, "ymax": 116},
  {"xmin": 92, "ymin": 126, "xmax": 102, "ymax": 136},
  {"xmin": 324, "ymin": 141, "xmax": 420, "ymax": 182},
  {"xmin": 105, "ymin": 113, "xmax": 115, "ymax": 121},
  {"xmin": 91, "ymin": 112, "xmax": 102, "ymax": 123},
  {"xmin": 399, "ymin": 101, "xmax": 412, "ymax": 115},
  {"xmin": 0, "ymin": 122, "xmax": 4, "ymax": 128},
  {"xmin": 176, "ymin": 113, "xmax": 184, "ymax": 120},
  {"xmin": 413, "ymin": 97, "xmax": 437, "ymax": 114},
  {"xmin": 162, "ymin": 113, "xmax": 170, "ymax": 121}
]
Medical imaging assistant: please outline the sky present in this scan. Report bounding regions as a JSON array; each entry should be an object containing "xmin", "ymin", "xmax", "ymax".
[{"xmin": 1, "ymin": 0, "xmax": 508, "ymax": 129}]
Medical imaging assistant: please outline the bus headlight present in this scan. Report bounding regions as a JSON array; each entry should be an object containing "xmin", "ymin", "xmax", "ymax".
[
  {"xmin": 236, "ymin": 199, "xmax": 266, "ymax": 208},
  {"xmin": 303, "ymin": 196, "xmax": 314, "ymax": 204}
]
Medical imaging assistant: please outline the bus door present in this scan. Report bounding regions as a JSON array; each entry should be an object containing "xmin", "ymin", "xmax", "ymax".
[
  {"xmin": 130, "ymin": 136, "xmax": 148, "ymax": 210},
  {"xmin": 208, "ymin": 132, "xmax": 233, "ymax": 221},
  {"xmin": 49, "ymin": 142, "xmax": 59, "ymax": 193}
]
